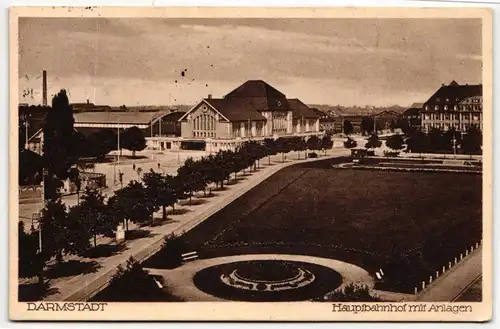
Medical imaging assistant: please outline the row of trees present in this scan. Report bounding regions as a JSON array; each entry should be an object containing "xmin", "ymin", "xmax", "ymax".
[
  {"xmin": 405, "ymin": 126, "xmax": 482, "ymax": 155},
  {"xmin": 343, "ymin": 125, "xmax": 482, "ymax": 155},
  {"xmin": 19, "ymin": 124, "xmax": 335, "ymax": 283}
]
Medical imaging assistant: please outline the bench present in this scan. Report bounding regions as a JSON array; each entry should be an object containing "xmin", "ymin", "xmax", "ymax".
[{"xmin": 181, "ymin": 251, "xmax": 199, "ymax": 262}]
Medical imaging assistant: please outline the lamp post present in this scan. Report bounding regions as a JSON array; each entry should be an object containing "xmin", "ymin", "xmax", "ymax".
[
  {"xmin": 21, "ymin": 112, "xmax": 30, "ymax": 149},
  {"xmin": 177, "ymin": 137, "xmax": 180, "ymax": 164},
  {"xmin": 452, "ymin": 136, "xmax": 457, "ymax": 159}
]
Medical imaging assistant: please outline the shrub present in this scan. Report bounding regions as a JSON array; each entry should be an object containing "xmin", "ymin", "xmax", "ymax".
[
  {"xmin": 308, "ymin": 152, "xmax": 318, "ymax": 158},
  {"xmin": 256, "ymin": 283, "xmax": 267, "ymax": 291},
  {"xmin": 324, "ymin": 283, "xmax": 381, "ymax": 302}
]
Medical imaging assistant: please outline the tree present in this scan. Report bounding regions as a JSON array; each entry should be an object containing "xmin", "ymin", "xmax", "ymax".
[
  {"xmin": 344, "ymin": 137, "xmax": 357, "ymax": 149},
  {"xmin": 385, "ymin": 134, "xmax": 404, "ymax": 152},
  {"xmin": 343, "ymin": 120, "xmax": 354, "ymax": 135},
  {"xmin": 81, "ymin": 129, "xmax": 117, "ymax": 160},
  {"xmin": 442, "ymin": 128, "xmax": 461, "ymax": 154},
  {"xmin": 67, "ymin": 167, "xmax": 81, "ymax": 204},
  {"xmin": 69, "ymin": 187, "xmax": 115, "ymax": 247},
  {"xmin": 295, "ymin": 137, "xmax": 307, "ymax": 159},
  {"xmin": 166, "ymin": 175, "xmax": 185, "ymax": 212},
  {"xmin": 365, "ymin": 133, "xmax": 382, "ymax": 150},
  {"xmin": 18, "ymin": 221, "xmax": 43, "ymax": 283},
  {"xmin": 156, "ymin": 233, "xmax": 188, "ymax": 268},
  {"xmin": 406, "ymin": 130, "xmax": 428, "ymax": 156},
  {"xmin": 177, "ymin": 158, "xmax": 206, "ymax": 203},
  {"xmin": 397, "ymin": 118, "xmax": 411, "ymax": 135},
  {"xmin": 121, "ymin": 126, "xmax": 146, "ymax": 157},
  {"xmin": 263, "ymin": 138, "xmax": 277, "ymax": 165},
  {"xmin": 39, "ymin": 199, "xmax": 90, "ymax": 263},
  {"xmin": 323, "ymin": 284, "xmax": 381, "ymax": 302},
  {"xmin": 109, "ymin": 181, "xmax": 158, "ymax": 231},
  {"xmin": 107, "ymin": 257, "xmax": 156, "ymax": 301},
  {"xmin": 42, "ymin": 90, "xmax": 78, "ymax": 201},
  {"xmin": 461, "ymin": 125, "xmax": 482, "ymax": 155},
  {"xmin": 142, "ymin": 170, "xmax": 178, "ymax": 220},
  {"xmin": 274, "ymin": 138, "xmax": 288, "ymax": 162},
  {"xmin": 306, "ymin": 136, "xmax": 321, "ymax": 154},
  {"xmin": 360, "ymin": 117, "xmax": 374, "ymax": 136},
  {"xmin": 320, "ymin": 136, "xmax": 334, "ymax": 155},
  {"xmin": 427, "ymin": 128, "xmax": 444, "ymax": 152},
  {"xmin": 19, "ymin": 149, "xmax": 43, "ymax": 186}
]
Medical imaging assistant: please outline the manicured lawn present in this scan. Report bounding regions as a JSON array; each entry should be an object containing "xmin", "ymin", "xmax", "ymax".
[{"xmin": 181, "ymin": 158, "xmax": 482, "ymax": 293}]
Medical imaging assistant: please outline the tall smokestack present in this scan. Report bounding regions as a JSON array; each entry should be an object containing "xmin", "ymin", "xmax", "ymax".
[{"xmin": 42, "ymin": 70, "xmax": 47, "ymax": 106}]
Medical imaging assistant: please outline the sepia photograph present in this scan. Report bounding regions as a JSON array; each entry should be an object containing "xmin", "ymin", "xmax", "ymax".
[{"xmin": 9, "ymin": 6, "xmax": 492, "ymax": 321}]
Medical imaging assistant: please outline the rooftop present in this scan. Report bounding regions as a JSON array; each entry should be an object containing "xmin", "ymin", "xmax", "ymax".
[{"xmin": 73, "ymin": 111, "xmax": 170, "ymax": 125}]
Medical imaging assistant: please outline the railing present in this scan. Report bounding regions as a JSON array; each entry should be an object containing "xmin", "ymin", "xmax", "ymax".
[{"xmin": 413, "ymin": 239, "xmax": 482, "ymax": 297}]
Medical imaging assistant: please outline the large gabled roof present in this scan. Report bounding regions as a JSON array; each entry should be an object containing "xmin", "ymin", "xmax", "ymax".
[
  {"xmin": 225, "ymin": 80, "xmax": 286, "ymax": 99},
  {"xmin": 180, "ymin": 80, "xmax": 318, "ymax": 122},
  {"xmin": 424, "ymin": 82, "xmax": 482, "ymax": 105},
  {"xmin": 224, "ymin": 80, "xmax": 290, "ymax": 112},
  {"xmin": 287, "ymin": 99, "xmax": 322, "ymax": 119},
  {"xmin": 203, "ymin": 98, "xmax": 266, "ymax": 121},
  {"xmin": 73, "ymin": 111, "xmax": 169, "ymax": 125}
]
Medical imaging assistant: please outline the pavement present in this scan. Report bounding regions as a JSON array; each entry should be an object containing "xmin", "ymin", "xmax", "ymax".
[
  {"xmin": 453, "ymin": 276, "xmax": 482, "ymax": 302},
  {"xmin": 146, "ymin": 253, "xmax": 374, "ymax": 301},
  {"xmin": 416, "ymin": 245, "xmax": 482, "ymax": 302},
  {"xmin": 19, "ymin": 148, "xmax": 349, "ymax": 302}
]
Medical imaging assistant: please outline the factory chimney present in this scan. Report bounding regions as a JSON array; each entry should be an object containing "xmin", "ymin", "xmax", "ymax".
[{"xmin": 42, "ymin": 70, "xmax": 47, "ymax": 106}]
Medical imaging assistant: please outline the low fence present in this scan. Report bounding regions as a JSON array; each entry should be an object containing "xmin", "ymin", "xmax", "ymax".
[
  {"xmin": 19, "ymin": 172, "xmax": 107, "ymax": 199},
  {"xmin": 412, "ymin": 239, "xmax": 482, "ymax": 298}
]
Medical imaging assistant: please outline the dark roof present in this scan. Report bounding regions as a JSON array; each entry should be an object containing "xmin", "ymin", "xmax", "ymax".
[
  {"xmin": 424, "ymin": 82, "xmax": 482, "ymax": 106},
  {"xmin": 225, "ymin": 80, "xmax": 285, "ymax": 98},
  {"xmin": 162, "ymin": 111, "xmax": 185, "ymax": 122},
  {"xmin": 224, "ymin": 80, "xmax": 290, "ymax": 112},
  {"xmin": 402, "ymin": 107, "xmax": 421, "ymax": 116},
  {"xmin": 195, "ymin": 80, "xmax": 317, "ymax": 122},
  {"xmin": 374, "ymin": 110, "xmax": 401, "ymax": 118},
  {"xmin": 204, "ymin": 98, "xmax": 266, "ymax": 121},
  {"xmin": 287, "ymin": 99, "xmax": 322, "ymax": 119},
  {"xmin": 409, "ymin": 102, "xmax": 424, "ymax": 109},
  {"xmin": 74, "ymin": 111, "xmax": 169, "ymax": 125}
]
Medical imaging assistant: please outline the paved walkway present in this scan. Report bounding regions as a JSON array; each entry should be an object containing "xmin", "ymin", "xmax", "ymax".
[
  {"xmin": 146, "ymin": 253, "xmax": 374, "ymax": 301},
  {"xmin": 417, "ymin": 246, "xmax": 482, "ymax": 302},
  {"xmin": 453, "ymin": 276, "xmax": 482, "ymax": 302},
  {"xmin": 22, "ymin": 148, "xmax": 349, "ymax": 301}
]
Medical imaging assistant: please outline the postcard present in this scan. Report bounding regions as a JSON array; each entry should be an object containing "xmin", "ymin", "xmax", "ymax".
[{"xmin": 9, "ymin": 6, "xmax": 492, "ymax": 321}]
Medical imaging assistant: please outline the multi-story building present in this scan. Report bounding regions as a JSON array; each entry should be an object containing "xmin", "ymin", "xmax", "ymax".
[
  {"xmin": 421, "ymin": 81, "xmax": 482, "ymax": 133},
  {"xmin": 402, "ymin": 103, "xmax": 423, "ymax": 131},
  {"xmin": 176, "ymin": 80, "xmax": 322, "ymax": 152}
]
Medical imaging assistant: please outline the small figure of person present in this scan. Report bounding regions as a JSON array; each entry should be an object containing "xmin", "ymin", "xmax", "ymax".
[
  {"xmin": 133, "ymin": 163, "xmax": 136, "ymax": 171},
  {"xmin": 157, "ymin": 162, "xmax": 161, "ymax": 169}
]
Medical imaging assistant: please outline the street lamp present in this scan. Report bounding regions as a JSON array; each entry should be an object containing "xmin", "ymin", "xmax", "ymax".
[
  {"xmin": 21, "ymin": 112, "xmax": 30, "ymax": 149},
  {"xmin": 452, "ymin": 136, "xmax": 457, "ymax": 158}
]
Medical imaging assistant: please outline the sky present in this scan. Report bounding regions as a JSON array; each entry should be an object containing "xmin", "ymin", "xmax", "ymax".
[{"xmin": 18, "ymin": 17, "xmax": 482, "ymax": 107}]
